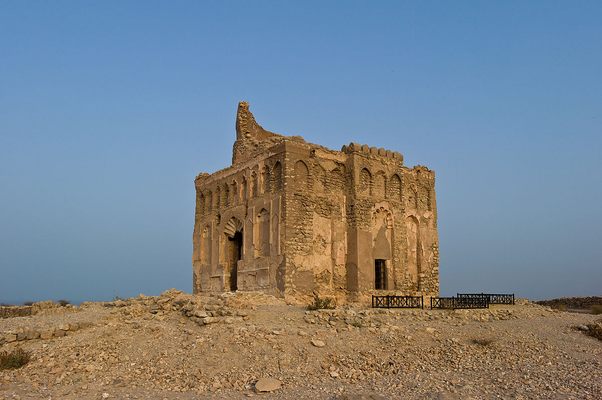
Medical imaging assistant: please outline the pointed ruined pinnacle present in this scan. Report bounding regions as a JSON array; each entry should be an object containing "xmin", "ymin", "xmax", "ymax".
[{"xmin": 235, "ymin": 101, "xmax": 277, "ymax": 140}]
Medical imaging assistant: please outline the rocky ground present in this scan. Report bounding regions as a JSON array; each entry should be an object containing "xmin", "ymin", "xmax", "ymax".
[
  {"xmin": 535, "ymin": 296, "xmax": 602, "ymax": 312},
  {"xmin": 1, "ymin": 290, "xmax": 601, "ymax": 400}
]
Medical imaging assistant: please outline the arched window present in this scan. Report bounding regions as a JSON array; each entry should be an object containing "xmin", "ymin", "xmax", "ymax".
[
  {"xmin": 251, "ymin": 171, "xmax": 258, "ymax": 197},
  {"xmin": 374, "ymin": 171, "xmax": 386, "ymax": 198},
  {"xmin": 257, "ymin": 208, "xmax": 270, "ymax": 256},
  {"xmin": 360, "ymin": 168, "xmax": 372, "ymax": 195},
  {"xmin": 262, "ymin": 166, "xmax": 271, "ymax": 193},
  {"xmin": 314, "ymin": 165, "xmax": 326, "ymax": 193},
  {"xmin": 231, "ymin": 180, "xmax": 238, "ymax": 205},
  {"xmin": 329, "ymin": 165, "xmax": 346, "ymax": 192},
  {"xmin": 294, "ymin": 160, "xmax": 309, "ymax": 190},
  {"xmin": 223, "ymin": 184, "xmax": 229, "ymax": 207},
  {"xmin": 241, "ymin": 177, "xmax": 248, "ymax": 202},
  {"xmin": 407, "ymin": 189, "xmax": 418, "ymax": 209},
  {"xmin": 199, "ymin": 193, "xmax": 205, "ymax": 216},
  {"xmin": 206, "ymin": 191, "xmax": 212, "ymax": 213},
  {"xmin": 388, "ymin": 174, "xmax": 402, "ymax": 201},
  {"xmin": 272, "ymin": 162, "xmax": 283, "ymax": 191},
  {"xmin": 405, "ymin": 216, "xmax": 420, "ymax": 287},
  {"xmin": 201, "ymin": 226, "xmax": 211, "ymax": 265}
]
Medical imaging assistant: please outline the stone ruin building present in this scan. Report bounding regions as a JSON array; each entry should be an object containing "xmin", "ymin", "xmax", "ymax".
[{"xmin": 193, "ymin": 102, "xmax": 439, "ymax": 300}]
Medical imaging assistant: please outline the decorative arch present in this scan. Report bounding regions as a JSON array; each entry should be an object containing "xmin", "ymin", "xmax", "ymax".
[
  {"xmin": 200, "ymin": 225, "xmax": 211, "ymax": 264},
  {"xmin": 405, "ymin": 215, "xmax": 420, "ymax": 285},
  {"xmin": 372, "ymin": 206, "xmax": 393, "ymax": 260},
  {"xmin": 374, "ymin": 171, "xmax": 386, "ymax": 198},
  {"xmin": 256, "ymin": 208, "xmax": 270, "ymax": 257},
  {"xmin": 241, "ymin": 176, "xmax": 248, "ymax": 202},
  {"xmin": 215, "ymin": 186, "xmax": 221, "ymax": 209},
  {"xmin": 294, "ymin": 160, "xmax": 309, "ymax": 190},
  {"xmin": 314, "ymin": 164, "xmax": 327, "ymax": 193},
  {"xmin": 224, "ymin": 216, "xmax": 243, "ymax": 238},
  {"xmin": 388, "ymin": 174, "xmax": 402, "ymax": 201},
  {"xmin": 272, "ymin": 161, "xmax": 283, "ymax": 191},
  {"xmin": 223, "ymin": 216, "xmax": 243, "ymax": 292},
  {"xmin": 222, "ymin": 184, "xmax": 229, "ymax": 207},
  {"xmin": 329, "ymin": 164, "xmax": 346, "ymax": 192},
  {"xmin": 251, "ymin": 171, "xmax": 258, "ymax": 197},
  {"xmin": 360, "ymin": 167, "xmax": 372, "ymax": 195},
  {"xmin": 407, "ymin": 184, "xmax": 418, "ymax": 209},
  {"xmin": 231, "ymin": 180, "xmax": 238, "ymax": 205},
  {"xmin": 262, "ymin": 166, "xmax": 271, "ymax": 193},
  {"xmin": 206, "ymin": 191, "xmax": 212, "ymax": 213},
  {"xmin": 199, "ymin": 193, "xmax": 205, "ymax": 215},
  {"xmin": 372, "ymin": 206, "xmax": 393, "ymax": 228}
]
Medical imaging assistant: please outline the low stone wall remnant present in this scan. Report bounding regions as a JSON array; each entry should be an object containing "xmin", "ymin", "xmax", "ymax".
[{"xmin": 0, "ymin": 306, "xmax": 32, "ymax": 319}]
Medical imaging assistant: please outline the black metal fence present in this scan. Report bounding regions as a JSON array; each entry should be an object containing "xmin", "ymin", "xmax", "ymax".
[
  {"xmin": 430, "ymin": 297, "xmax": 457, "ymax": 309},
  {"xmin": 430, "ymin": 295, "xmax": 490, "ymax": 309},
  {"xmin": 457, "ymin": 293, "xmax": 515, "ymax": 305},
  {"xmin": 372, "ymin": 293, "xmax": 514, "ymax": 310},
  {"xmin": 372, "ymin": 295, "xmax": 424, "ymax": 309}
]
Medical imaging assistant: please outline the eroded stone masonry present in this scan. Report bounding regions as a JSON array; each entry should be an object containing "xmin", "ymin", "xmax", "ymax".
[{"xmin": 193, "ymin": 102, "xmax": 439, "ymax": 300}]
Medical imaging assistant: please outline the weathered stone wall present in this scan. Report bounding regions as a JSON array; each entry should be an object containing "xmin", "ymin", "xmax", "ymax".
[
  {"xmin": 193, "ymin": 150, "xmax": 286, "ymax": 296},
  {"xmin": 279, "ymin": 142, "xmax": 349, "ymax": 298},
  {"xmin": 401, "ymin": 166, "xmax": 439, "ymax": 295},
  {"xmin": 0, "ymin": 306, "xmax": 32, "ymax": 318},
  {"xmin": 193, "ymin": 102, "xmax": 439, "ymax": 299}
]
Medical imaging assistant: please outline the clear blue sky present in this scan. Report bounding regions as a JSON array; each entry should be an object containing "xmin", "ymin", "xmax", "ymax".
[{"xmin": 1, "ymin": 1, "xmax": 600, "ymax": 304}]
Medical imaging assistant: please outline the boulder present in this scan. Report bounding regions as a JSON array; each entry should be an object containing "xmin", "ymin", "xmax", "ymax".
[
  {"xmin": 255, "ymin": 377, "xmax": 281, "ymax": 392},
  {"xmin": 40, "ymin": 329, "xmax": 55, "ymax": 340},
  {"xmin": 4, "ymin": 333, "xmax": 17, "ymax": 343}
]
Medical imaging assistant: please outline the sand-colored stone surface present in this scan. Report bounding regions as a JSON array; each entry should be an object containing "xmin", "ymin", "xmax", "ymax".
[
  {"xmin": 193, "ymin": 102, "xmax": 439, "ymax": 300},
  {"xmin": 1, "ymin": 291, "xmax": 601, "ymax": 399}
]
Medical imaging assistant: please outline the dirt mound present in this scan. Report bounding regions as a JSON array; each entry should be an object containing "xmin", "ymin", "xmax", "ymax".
[{"xmin": 1, "ymin": 292, "xmax": 601, "ymax": 399}]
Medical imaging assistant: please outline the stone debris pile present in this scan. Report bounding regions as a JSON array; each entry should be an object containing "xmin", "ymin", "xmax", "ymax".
[
  {"xmin": 0, "ymin": 293, "xmax": 600, "ymax": 400},
  {"xmin": 106, "ymin": 289, "xmax": 251, "ymax": 326},
  {"xmin": 1, "ymin": 321, "xmax": 93, "ymax": 345}
]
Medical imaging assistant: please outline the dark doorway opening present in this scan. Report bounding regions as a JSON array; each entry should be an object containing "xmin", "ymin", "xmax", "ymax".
[
  {"xmin": 228, "ymin": 231, "xmax": 243, "ymax": 291},
  {"xmin": 375, "ymin": 259, "xmax": 387, "ymax": 290}
]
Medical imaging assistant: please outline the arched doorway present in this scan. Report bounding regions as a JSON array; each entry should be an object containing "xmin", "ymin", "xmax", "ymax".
[
  {"xmin": 224, "ymin": 217, "xmax": 243, "ymax": 292},
  {"xmin": 227, "ymin": 231, "xmax": 242, "ymax": 291}
]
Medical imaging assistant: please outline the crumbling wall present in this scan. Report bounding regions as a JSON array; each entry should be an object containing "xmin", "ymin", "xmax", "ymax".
[
  {"xmin": 193, "ymin": 150, "xmax": 286, "ymax": 295},
  {"xmin": 0, "ymin": 306, "xmax": 33, "ymax": 318},
  {"xmin": 194, "ymin": 102, "xmax": 439, "ymax": 299},
  {"xmin": 401, "ymin": 166, "xmax": 439, "ymax": 295}
]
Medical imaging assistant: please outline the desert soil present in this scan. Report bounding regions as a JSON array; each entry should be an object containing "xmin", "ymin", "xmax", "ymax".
[{"xmin": 1, "ymin": 290, "xmax": 601, "ymax": 400}]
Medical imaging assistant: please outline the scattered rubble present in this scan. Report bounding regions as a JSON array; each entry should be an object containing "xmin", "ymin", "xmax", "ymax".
[{"xmin": 0, "ymin": 291, "xmax": 600, "ymax": 399}]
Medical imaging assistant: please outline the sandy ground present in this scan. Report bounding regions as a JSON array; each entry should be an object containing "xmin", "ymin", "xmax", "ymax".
[{"xmin": 1, "ymin": 291, "xmax": 601, "ymax": 399}]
